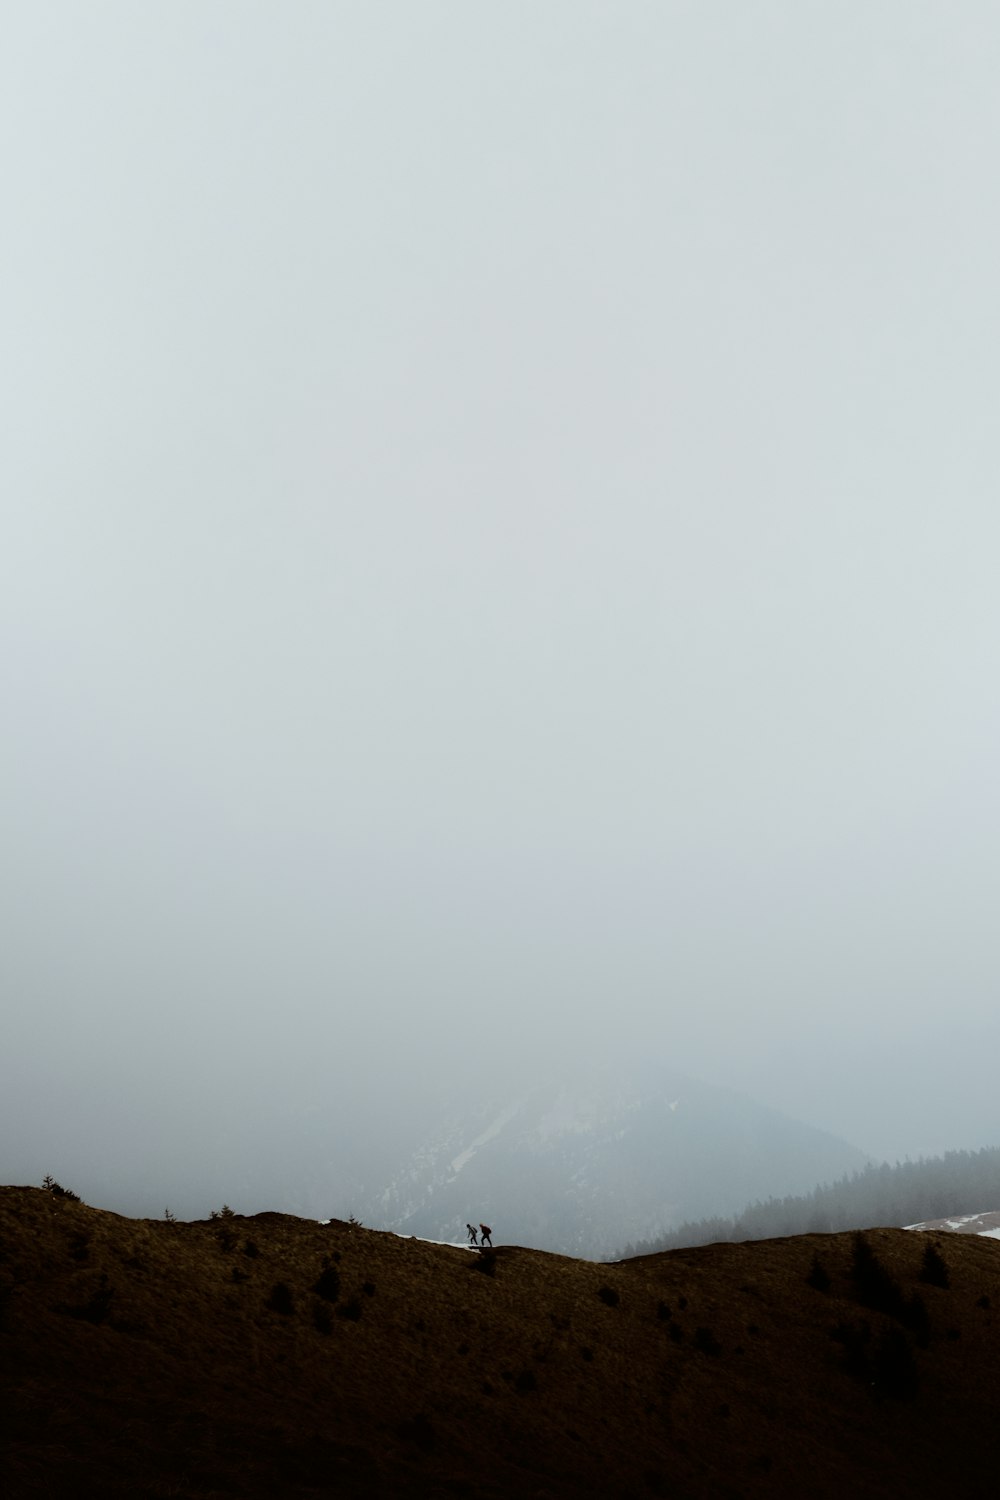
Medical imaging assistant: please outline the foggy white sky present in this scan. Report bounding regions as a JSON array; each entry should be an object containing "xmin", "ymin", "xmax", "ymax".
[{"xmin": 4, "ymin": 3, "xmax": 1000, "ymax": 1191}]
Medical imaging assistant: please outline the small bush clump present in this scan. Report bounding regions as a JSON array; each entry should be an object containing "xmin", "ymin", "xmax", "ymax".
[
  {"xmin": 850, "ymin": 1235, "xmax": 930, "ymax": 1343},
  {"xmin": 266, "ymin": 1283, "xmax": 295, "ymax": 1316},
  {"xmin": 920, "ymin": 1242, "xmax": 950, "ymax": 1289},
  {"xmin": 42, "ymin": 1176, "xmax": 81, "ymax": 1202},
  {"xmin": 807, "ymin": 1255, "xmax": 832, "ymax": 1292},
  {"xmin": 312, "ymin": 1264, "xmax": 341, "ymax": 1303}
]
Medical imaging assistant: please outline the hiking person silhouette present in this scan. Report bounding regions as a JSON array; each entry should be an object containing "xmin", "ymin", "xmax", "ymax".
[
  {"xmin": 466, "ymin": 1223, "xmax": 478, "ymax": 1246},
  {"xmin": 479, "ymin": 1223, "xmax": 493, "ymax": 1248}
]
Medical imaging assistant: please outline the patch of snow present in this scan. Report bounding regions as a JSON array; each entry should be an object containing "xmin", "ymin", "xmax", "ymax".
[
  {"xmin": 393, "ymin": 1233, "xmax": 479, "ymax": 1250},
  {"xmin": 906, "ymin": 1209, "xmax": 1000, "ymax": 1237},
  {"xmin": 319, "ymin": 1221, "xmax": 478, "ymax": 1251}
]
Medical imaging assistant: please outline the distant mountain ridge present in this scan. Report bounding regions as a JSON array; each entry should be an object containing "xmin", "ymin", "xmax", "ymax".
[
  {"xmin": 629, "ymin": 1146, "xmax": 1000, "ymax": 1255},
  {"xmin": 35, "ymin": 1058, "xmax": 870, "ymax": 1252},
  {"xmin": 362, "ymin": 1060, "xmax": 869, "ymax": 1257}
]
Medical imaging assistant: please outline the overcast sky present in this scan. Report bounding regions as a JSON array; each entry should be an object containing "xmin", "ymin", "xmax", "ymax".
[{"xmin": 4, "ymin": 3, "xmax": 1000, "ymax": 1196}]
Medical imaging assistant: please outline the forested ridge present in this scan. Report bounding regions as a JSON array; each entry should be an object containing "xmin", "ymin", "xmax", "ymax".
[{"xmin": 619, "ymin": 1146, "xmax": 1000, "ymax": 1257}]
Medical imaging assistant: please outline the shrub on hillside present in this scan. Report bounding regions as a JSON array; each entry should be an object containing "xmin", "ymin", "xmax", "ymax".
[
  {"xmin": 850, "ymin": 1235, "xmax": 930, "ymax": 1344},
  {"xmin": 266, "ymin": 1283, "xmax": 295, "ymax": 1316},
  {"xmin": 312, "ymin": 1263, "xmax": 341, "ymax": 1303},
  {"xmin": 806, "ymin": 1255, "xmax": 831, "ymax": 1292},
  {"xmin": 42, "ymin": 1176, "xmax": 81, "ymax": 1202},
  {"xmin": 920, "ymin": 1242, "xmax": 950, "ymax": 1288},
  {"xmin": 850, "ymin": 1234, "xmax": 907, "ymax": 1319}
]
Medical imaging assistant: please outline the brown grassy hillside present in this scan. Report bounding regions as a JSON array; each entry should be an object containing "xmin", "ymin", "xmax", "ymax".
[{"xmin": 3, "ymin": 1185, "xmax": 1000, "ymax": 1497}]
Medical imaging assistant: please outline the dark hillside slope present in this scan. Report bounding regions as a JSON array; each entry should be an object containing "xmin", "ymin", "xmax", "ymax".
[{"xmin": 3, "ymin": 1186, "xmax": 1000, "ymax": 1497}]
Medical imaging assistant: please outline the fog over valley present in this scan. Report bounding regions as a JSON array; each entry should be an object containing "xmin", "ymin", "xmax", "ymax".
[{"xmin": 5, "ymin": 3, "xmax": 1000, "ymax": 1242}]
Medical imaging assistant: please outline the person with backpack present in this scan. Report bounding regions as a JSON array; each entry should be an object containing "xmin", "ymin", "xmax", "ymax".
[{"xmin": 479, "ymin": 1223, "xmax": 492, "ymax": 1248}]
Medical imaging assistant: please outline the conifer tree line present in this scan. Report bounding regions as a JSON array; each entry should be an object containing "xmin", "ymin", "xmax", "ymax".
[{"xmin": 619, "ymin": 1147, "xmax": 1000, "ymax": 1258}]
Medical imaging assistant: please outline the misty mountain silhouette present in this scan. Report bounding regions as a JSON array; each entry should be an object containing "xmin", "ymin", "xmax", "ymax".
[
  {"xmin": 364, "ymin": 1061, "xmax": 869, "ymax": 1257},
  {"xmin": 36, "ymin": 1059, "xmax": 869, "ymax": 1246}
]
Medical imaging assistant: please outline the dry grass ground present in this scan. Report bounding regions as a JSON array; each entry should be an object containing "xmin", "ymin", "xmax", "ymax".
[{"xmin": 3, "ymin": 1185, "xmax": 1000, "ymax": 1497}]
